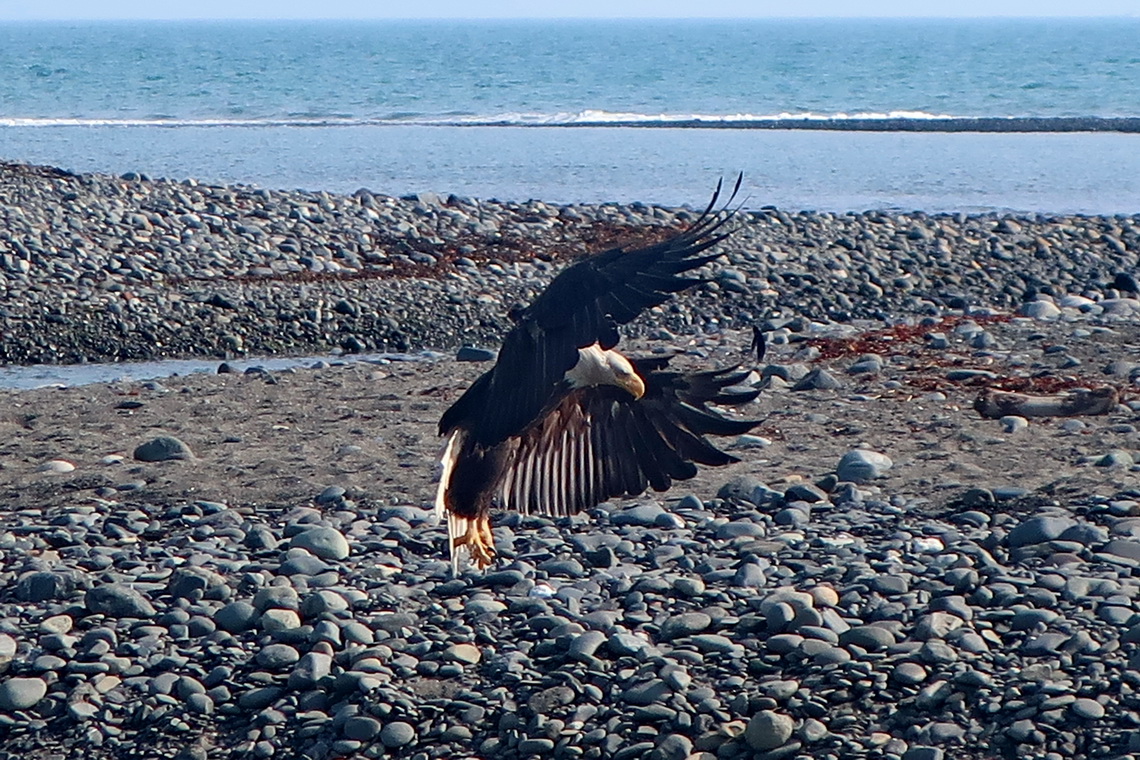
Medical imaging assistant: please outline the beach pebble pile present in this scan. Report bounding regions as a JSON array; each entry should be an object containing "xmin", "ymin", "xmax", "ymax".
[
  {"xmin": 1, "ymin": 161, "xmax": 1139, "ymax": 364},
  {"xmin": 2, "ymin": 160, "xmax": 1140, "ymax": 759},
  {"xmin": 2, "ymin": 474, "xmax": 1140, "ymax": 759}
]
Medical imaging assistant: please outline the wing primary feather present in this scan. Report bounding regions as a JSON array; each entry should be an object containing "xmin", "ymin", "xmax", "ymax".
[{"xmin": 553, "ymin": 426, "xmax": 567, "ymax": 516}]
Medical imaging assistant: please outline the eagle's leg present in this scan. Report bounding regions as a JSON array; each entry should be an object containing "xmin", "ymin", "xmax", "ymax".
[{"xmin": 455, "ymin": 514, "xmax": 496, "ymax": 569}]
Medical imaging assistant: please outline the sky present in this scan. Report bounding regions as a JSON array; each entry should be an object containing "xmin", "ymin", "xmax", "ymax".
[{"xmin": 2, "ymin": 0, "xmax": 1137, "ymax": 20}]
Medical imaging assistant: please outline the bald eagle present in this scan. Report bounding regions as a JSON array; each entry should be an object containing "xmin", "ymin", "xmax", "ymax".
[{"xmin": 435, "ymin": 177, "xmax": 760, "ymax": 569}]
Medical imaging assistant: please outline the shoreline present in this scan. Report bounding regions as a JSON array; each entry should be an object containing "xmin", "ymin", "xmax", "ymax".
[{"xmin": 1, "ymin": 160, "xmax": 1138, "ymax": 368}]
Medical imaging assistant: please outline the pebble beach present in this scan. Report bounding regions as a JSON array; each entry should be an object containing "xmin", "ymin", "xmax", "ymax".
[{"xmin": 2, "ymin": 160, "xmax": 1140, "ymax": 760}]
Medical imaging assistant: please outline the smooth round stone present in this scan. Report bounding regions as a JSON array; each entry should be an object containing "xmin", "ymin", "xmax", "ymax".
[
  {"xmin": 569, "ymin": 631, "xmax": 607, "ymax": 661},
  {"xmin": 38, "ymin": 615, "xmax": 74, "ymax": 635},
  {"xmin": 802, "ymin": 718, "xmax": 828, "ymax": 743},
  {"xmin": 840, "ymin": 625, "xmax": 895, "ymax": 651},
  {"xmin": 16, "ymin": 570, "xmax": 83, "ymax": 603},
  {"xmin": 445, "ymin": 644, "xmax": 481, "ymax": 665},
  {"xmin": 674, "ymin": 577, "xmax": 706, "ymax": 596},
  {"xmin": 654, "ymin": 734, "xmax": 693, "ymax": 760},
  {"xmin": 260, "ymin": 609, "xmax": 303, "ymax": 633},
  {"xmin": 517, "ymin": 739, "xmax": 556, "ymax": 755},
  {"xmin": 892, "ymin": 662, "xmax": 928, "ymax": 685},
  {"xmin": 809, "ymin": 586, "xmax": 839, "ymax": 607},
  {"xmin": 904, "ymin": 746, "xmax": 945, "ymax": 760},
  {"xmin": 315, "ymin": 485, "xmax": 346, "ymax": 505},
  {"xmin": 37, "ymin": 459, "xmax": 75, "ymax": 473},
  {"xmin": 836, "ymin": 449, "xmax": 893, "ymax": 483},
  {"xmin": 1007, "ymin": 515, "xmax": 1077, "ymax": 547},
  {"xmin": 716, "ymin": 521, "xmax": 766, "ymax": 539},
  {"xmin": 465, "ymin": 598, "xmax": 507, "ymax": 616},
  {"xmin": 1000, "ymin": 416, "xmax": 1029, "ymax": 433},
  {"xmin": 186, "ymin": 693, "xmax": 215, "ymax": 714},
  {"xmin": 256, "ymin": 644, "xmax": 300, "ymax": 669},
  {"xmin": 733, "ymin": 563, "xmax": 766, "ymax": 587},
  {"xmin": 810, "ymin": 643, "xmax": 852, "ymax": 666},
  {"xmin": 745, "ymin": 710, "xmax": 794, "ymax": 751},
  {"xmin": 290, "ymin": 527, "xmax": 350, "ymax": 561},
  {"xmin": 1019, "ymin": 300, "xmax": 1062, "ymax": 320},
  {"xmin": 133, "ymin": 435, "xmax": 194, "ymax": 461},
  {"xmin": 0, "ymin": 677, "xmax": 48, "ymax": 710},
  {"xmin": 343, "ymin": 716, "xmax": 382, "ymax": 741},
  {"xmin": 456, "ymin": 346, "xmax": 496, "ymax": 362},
  {"xmin": 792, "ymin": 367, "xmax": 842, "ymax": 390},
  {"xmin": 216, "ymin": 601, "xmax": 260, "ymax": 633},
  {"xmin": 1097, "ymin": 450, "xmax": 1134, "ymax": 467},
  {"xmin": 253, "ymin": 586, "xmax": 300, "ymax": 611},
  {"xmin": 659, "ymin": 612, "xmax": 712, "ymax": 640},
  {"xmin": 289, "ymin": 652, "xmax": 333, "ymax": 688},
  {"xmin": 341, "ymin": 622, "xmax": 374, "ymax": 645},
  {"xmin": 612, "ymin": 503, "xmax": 666, "ymax": 527},
  {"xmin": 766, "ymin": 634, "xmax": 804, "ymax": 655},
  {"xmin": 690, "ymin": 634, "xmax": 743, "ymax": 655},
  {"xmin": 381, "ymin": 721, "xmax": 416, "ymax": 748},
  {"xmin": 86, "ymin": 584, "xmax": 156, "ymax": 618},
  {"xmin": 237, "ymin": 686, "xmax": 284, "ymax": 711},
  {"xmin": 300, "ymin": 590, "xmax": 350, "ymax": 618},
  {"xmin": 1070, "ymin": 698, "xmax": 1106, "ymax": 720}
]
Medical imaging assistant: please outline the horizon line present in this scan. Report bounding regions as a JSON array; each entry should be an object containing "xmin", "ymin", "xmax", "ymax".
[{"xmin": 3, "ymin": 14, "xmax": 1139, "ymax": 21}]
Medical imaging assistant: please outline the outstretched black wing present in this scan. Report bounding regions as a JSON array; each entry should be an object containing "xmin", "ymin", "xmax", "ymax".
[
  {"xmin": 494, "ymin": 359, "xmax": 760, "ymax": 517},
  {"xmin": 441, "ymin": 175, "xmax": 742, "ymax": 447}
]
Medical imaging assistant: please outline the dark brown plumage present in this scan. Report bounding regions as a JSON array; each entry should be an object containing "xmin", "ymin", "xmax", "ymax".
[{"xmin": 435, "ymin": 177, "xmax": 760, "ymax": 569}]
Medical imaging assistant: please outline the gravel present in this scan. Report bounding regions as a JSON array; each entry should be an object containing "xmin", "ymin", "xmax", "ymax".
[{"xmin": 1, "ymin": 160, "xmax": 1140, "ymax": 760}]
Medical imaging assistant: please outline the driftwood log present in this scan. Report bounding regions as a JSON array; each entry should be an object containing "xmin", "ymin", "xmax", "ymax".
[{"xmin": 974, "ymin": 386, "xmax": 1120, "ymax": 419}]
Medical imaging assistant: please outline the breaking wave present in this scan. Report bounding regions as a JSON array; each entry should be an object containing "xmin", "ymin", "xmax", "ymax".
[{"xmin": 3, "ymin": 111, "xmax": 1140, "ymax": 133}]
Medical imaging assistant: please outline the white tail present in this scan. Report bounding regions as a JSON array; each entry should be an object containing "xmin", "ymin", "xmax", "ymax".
[{"xmin": 435, "ymin": 430, "xmax": 470, "ymax": 573}]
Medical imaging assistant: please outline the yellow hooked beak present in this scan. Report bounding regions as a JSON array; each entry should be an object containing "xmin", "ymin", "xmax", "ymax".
[{"xmin": 620, "ymin": 372, "xmax": 646, "ymax": 400}]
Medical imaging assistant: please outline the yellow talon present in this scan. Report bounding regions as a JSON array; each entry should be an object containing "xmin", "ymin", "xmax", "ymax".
[{"xmin": 453, "ymin": 515, "xmax": 497, "ymax": 570}]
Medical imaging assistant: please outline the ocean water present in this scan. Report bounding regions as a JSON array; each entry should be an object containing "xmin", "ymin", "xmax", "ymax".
[{"xmin": 1, "ymin": 18, "xmax": 1139, "ymax": 213}]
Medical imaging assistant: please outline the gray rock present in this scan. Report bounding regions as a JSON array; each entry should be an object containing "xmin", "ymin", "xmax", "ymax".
[
  {"xmin": 289, "ymin": 652, "xmax": 333, "ymax": 689},
  {"xmin": 86, "ymin": 584, "xmax": 156, "ymax": 618},
  {"xmin": 1097, "ymin": 449, "xmax": 1134, "ymax": 467},
  {"xmin": 381, "ymin": 721, "xmax": 417, "ymax": 748},
  {"xmin": 1000, "ymin": 415, "xmax": 1029, "ymax": 433},
  {"xmin": 456, "ymin": 346, "xmax": 496, "ymax": 362},
  {"xmin": 904, "ymin": 748, "xmax": 945, "ymax": 760},
  {"xmin": 745, "ymin": 710, "xmax": 794, "ymax": 751},
  {"xmin": 659, "ymin": 612, "xmax": 712, "ymax": 640},
  {"xmin": 343, "ymin": 716, "xmax": 382, "ymax": 741},
  {"xmin": 622, "ymin": 679, "xmax": 672, "ymax": 706},
  {"xmin": 792, "ymin": 368, "xmax": 843, "ymax": 391},
  {"xmin": 290, "ymin": 527, "xmax": 351, "ymax": 561},
  {"xmin": 1008, "ymin": 515, "xmax": 1077, "ymax": 547},
  {"xmin": 612, "ymin": 503, "xmax": 666, "ymax": 527},
  {"xmin": 569, "ymin": 631, "xmax": 608, "ymax": 661},
  {"xmin": 837, "ymin": 449, "xmax": 893, "ymax": 482},
  {"xmin": 0, "ymin": 677, "xmax": 48, "ymax": 710},
  {"xmin": 1019, "ymin": 300, "xmax": 1062, "ymax": 320},
  {"xmin": 256, "ymin": 644, "xmax": 300, "ymax": 669},
  {"xmin": 840, "ymin": 625, "xmax": 896, "ymax": 651},
  {"xmin": 654, "ymin": 734, "xmax": 693, "ymax": 760},
  {"xmin": 892, "ymin": 662, "xmax": 928, "ymax": 685},
  {"xmin": 216, "ymin": 601, "xmax": 260, "ymax": 633},
  {"xmin": 1070, "ymin": 698, "xmax": 1106, "ymax": 720},
  {"xmin": 133, "ymin": 435, "xmax": 194, "ymax": 461},
  {"xmin": 16, "ymin": 569, "xmax": 86, "ymax": 602},
  {"xmin": 300, "ymin": 590, "xmax": 350, "ymax": 618}
]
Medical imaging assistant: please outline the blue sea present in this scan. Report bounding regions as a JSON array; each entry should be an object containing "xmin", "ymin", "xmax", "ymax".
[{"xmin": 2, "ymin": 18, "xmax": 1139, "ymax": 213}]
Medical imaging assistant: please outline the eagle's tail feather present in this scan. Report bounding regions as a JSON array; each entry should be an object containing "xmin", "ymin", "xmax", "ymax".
[{"xmin": 436, "ymin": 430, "xmax": 496, "ymax": 573}]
